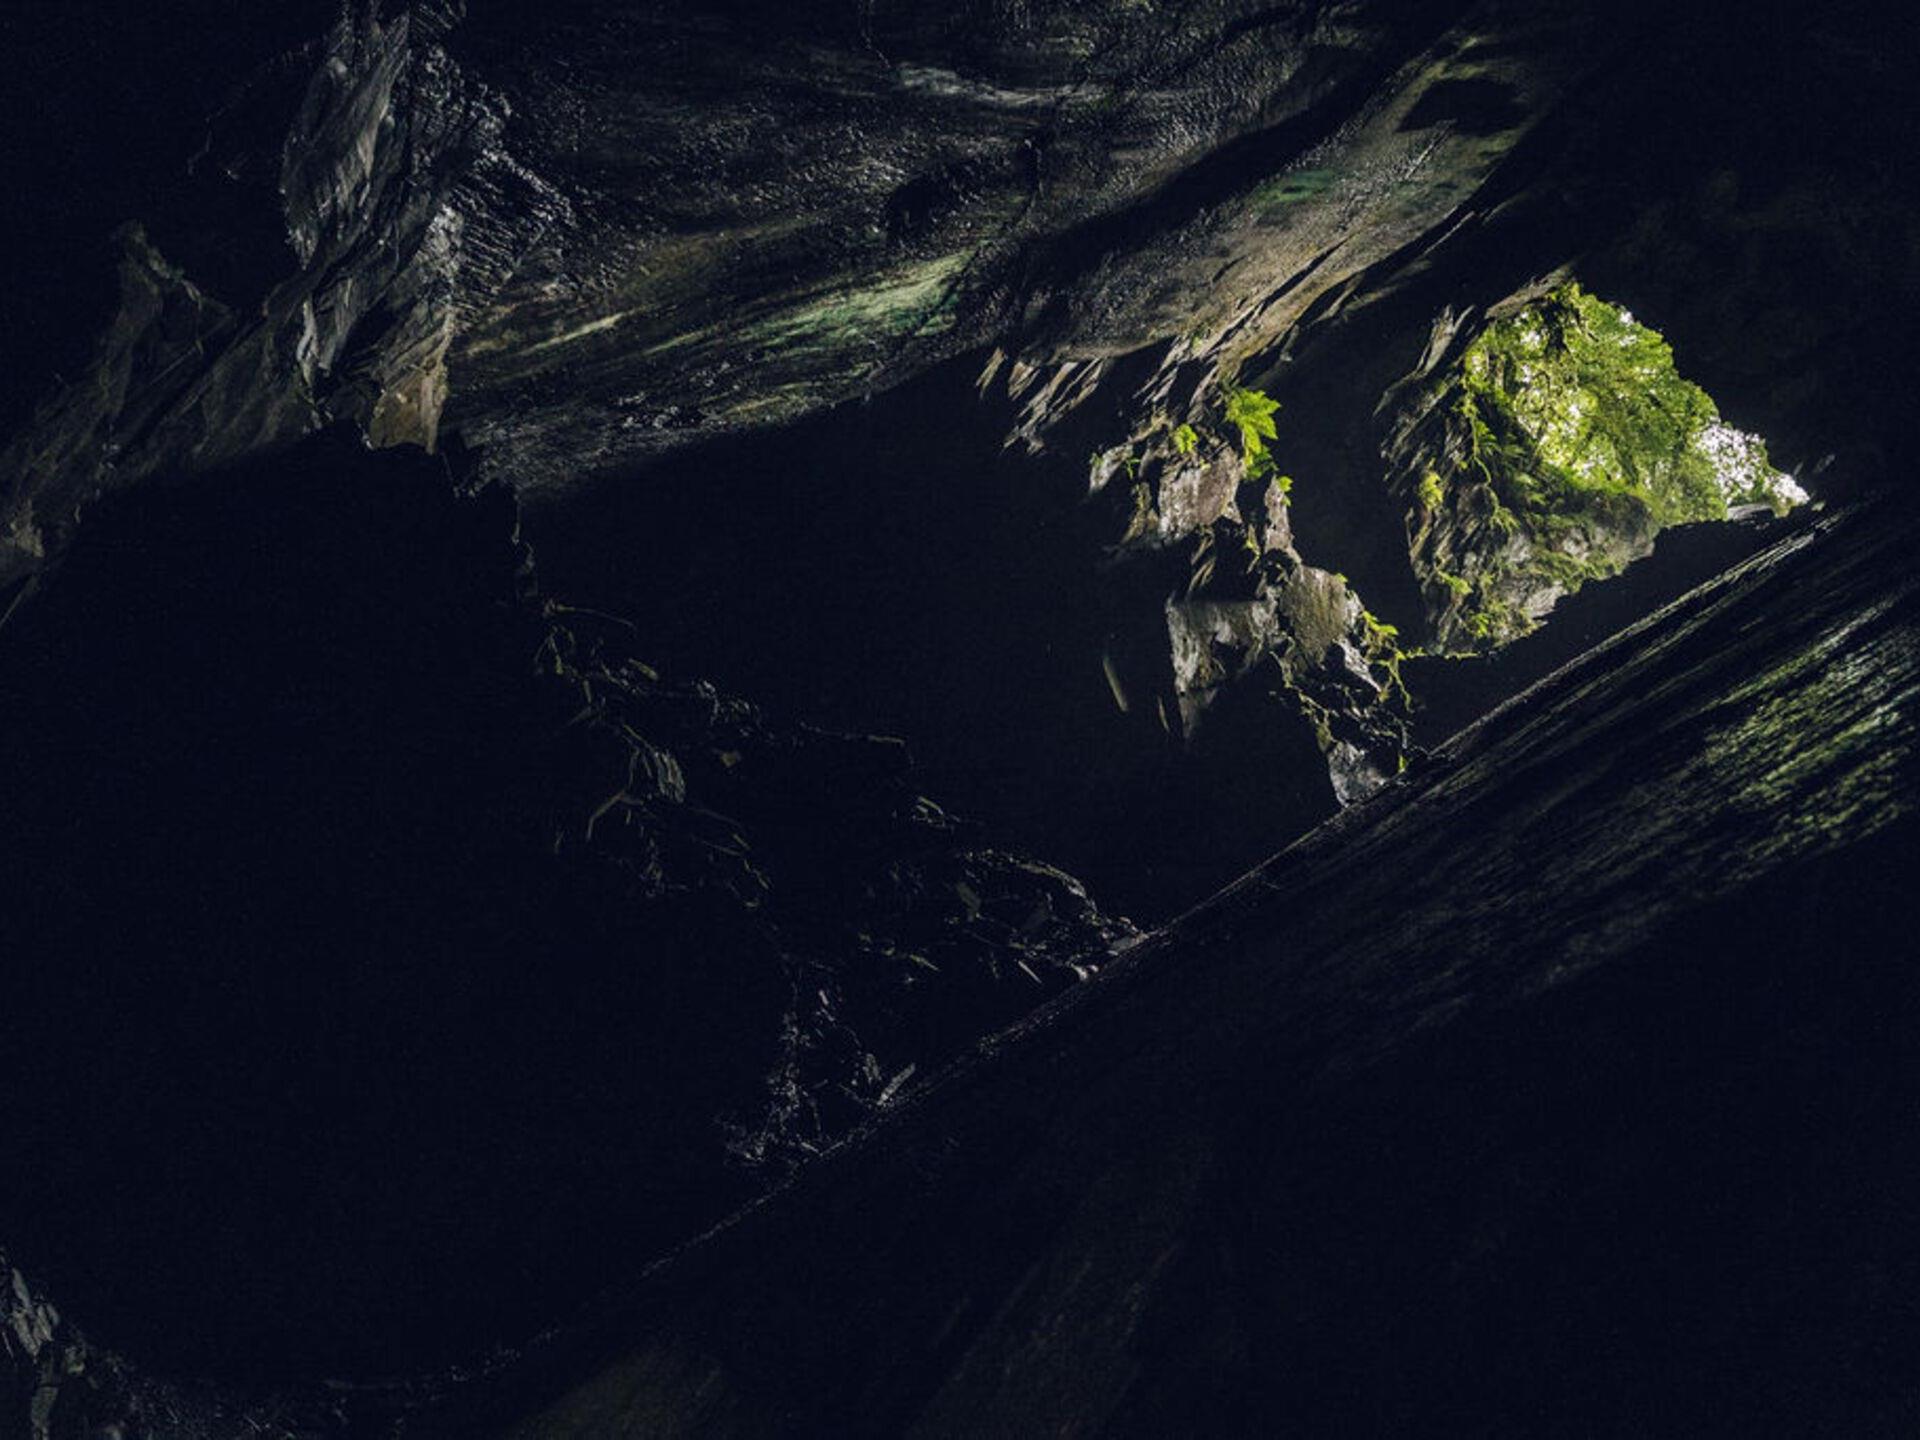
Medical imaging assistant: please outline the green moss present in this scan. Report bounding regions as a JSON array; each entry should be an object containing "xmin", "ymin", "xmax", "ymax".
[
  {"xmin": 1248, "ymin": 168, "xmax": 1341, "ymax": 213},
  {"xmin": 1454, "ymin": 281, "xmax": 1801, "ymax": 529},
  {"xmin": 1424, "ymin": 280, "xmax": 1804, "ymax": 649},
  {"xmin": 747, "ymin": 253, "xmax": 973, "ymax": 358},
  {"xmin": 1170, "ymin": 423, "xmax": 1199, "ymax": 456},
  {"xmin": 1531, "ymin": 547, "xmax": 1618, "ymax": 590}
]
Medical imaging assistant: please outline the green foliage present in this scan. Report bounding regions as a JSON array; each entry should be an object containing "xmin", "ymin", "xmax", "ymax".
[
  {"xmin": 1223, "ymin": 385, "xmax": 1281, "ymax": 465},
  {"xmin": 1426, "ymin": 281, "xmax": 1805, "ymax": 651},
  {"xmin": 1171, "ymin": 422, "xmax": 1199, "ymax": 456},
  {"xmin": 1464, "ymin": 592, "xmax": 1527, "ymax": 644},
  {"xmin": 1358, "ymin": 607, "xmax": 1410, "ymax": 707},
  {"xmin": 1454, "ymin": 282, "xmax": 1802, "ymax": 530},
  {"xmin": 1360, "ymin": 609, "xmax": 1400, "ymax": 647},
  {"xmin": 1274, "ymin": 473, "xmax": 1294, "ymax": 502}
]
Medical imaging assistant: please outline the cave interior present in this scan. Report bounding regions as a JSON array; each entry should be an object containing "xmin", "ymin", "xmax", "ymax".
[{"xmin": 2, "ymin": 1, "xmax": 1919, "ymax": 1436}]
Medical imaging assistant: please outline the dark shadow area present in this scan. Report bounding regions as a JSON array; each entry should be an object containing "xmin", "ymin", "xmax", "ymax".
[
  {"xmin": 0, "ymin": 434, "xmax": 780, "ymax": 1382},
  {"xmin": 0, "ymin": 426, "xmax": 1143, "ymax": 1387},
  {"xmin": 1397, "ymin": 75, "xmax": 1533, "ymax": 136},
  {"xmin": 1194, "ymin": 811, "xmax": 1920, "ymax": 1435},
  {"xmin": 414, "ymin": 497, "xmax": 1920, "ymax": 1438},
  {"xmin": 1258, "ymin": 314, "xmax": 1433, "ymax": 634},
  {"xmin": 523, "ymin": 352, "xmax": 1342, "ymax": 922},
  {"xmin": 0, "ymin": 2, "xmax": 328, "ymax": 430}
]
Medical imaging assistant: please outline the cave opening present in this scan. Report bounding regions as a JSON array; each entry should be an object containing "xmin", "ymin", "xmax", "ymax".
[
  {"xmin": 3, "ymin": 0, "xmax": 1917, "ymax": 1429},
  {"xmin": 522, "ymin": 280, "xmax": 1813, "ymax": 924},
  {"xmin": 1376, "ymin": 281, "xmax": 1818, "ymax": 741},
  {"xmin": 1402, "ymin": 280, "xmax": 1806, "ymax": 650}
]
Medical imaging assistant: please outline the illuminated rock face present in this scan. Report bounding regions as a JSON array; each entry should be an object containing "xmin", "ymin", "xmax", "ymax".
[{"xmin": 3, "ymin": 0, "xmax": 1914, "ymax": 807}]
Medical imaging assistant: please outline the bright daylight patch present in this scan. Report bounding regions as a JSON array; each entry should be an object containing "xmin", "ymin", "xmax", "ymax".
[
  {"xmin": 1412, "ymin": 281, "xmax": 1807, "ymax": 651},
  {"xmin": 1459, "ymin": 282, "xmax": 1804, "ymax": 524}
]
